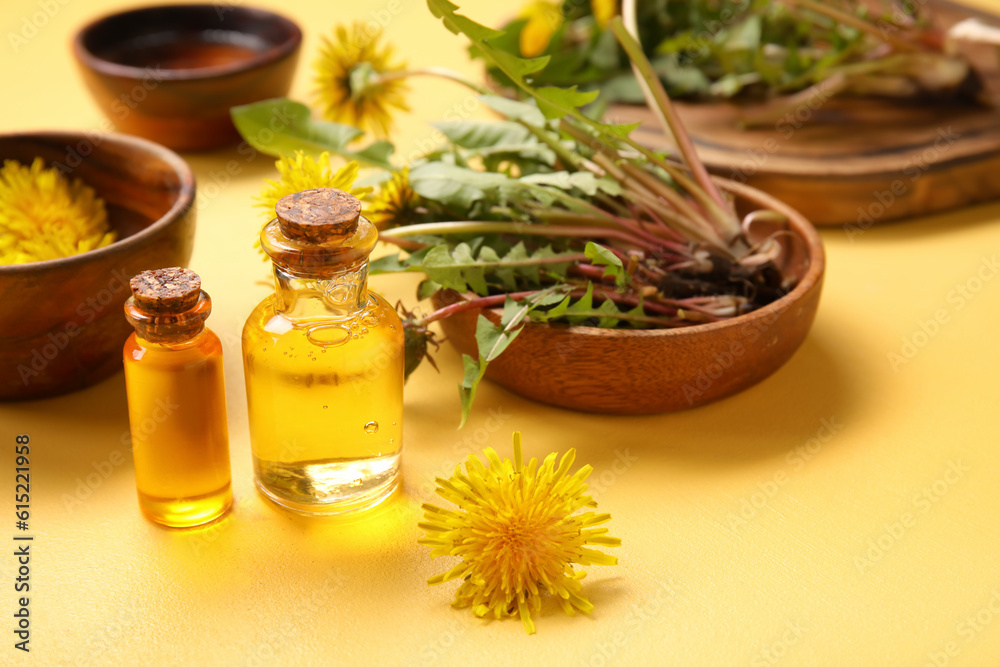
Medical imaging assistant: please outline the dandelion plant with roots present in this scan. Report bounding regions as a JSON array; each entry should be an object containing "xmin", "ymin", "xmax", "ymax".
[
  {"xmin": 232, "ymin": 0, "xmax": 812, "ymax": 426},
  {"xmin": 375, "ymin": 0, "xmax": 806, "ymax": 425}
]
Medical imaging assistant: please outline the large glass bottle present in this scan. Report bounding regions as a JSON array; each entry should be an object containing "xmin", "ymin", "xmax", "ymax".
[
  {"xmin": 123, "ymin": 267, "xmax": 233, "ymax": 528},
  {"xmin": 242, "ymin": 188, "xmax": 404, "ymax": 514}
]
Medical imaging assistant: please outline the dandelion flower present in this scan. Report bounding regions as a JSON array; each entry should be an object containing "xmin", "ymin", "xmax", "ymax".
[
  {"xmin": 419, "ymin": 431, "xmax": 621, "ymax": 634},
  {"xmin": 367, "ymin": 166, "xmax": 419, "ymax": 230},
  {"xmin": 0, "ymin": 157, "xmax": 113, "ymax": 265},
  {"xmin": 591, "ymin": 0, "xmax": 618, "ymax": 28},
  {"xmin": 519, "ymin": 1, "xmax": 564, "ymax": 57},
  {"xmin": 254, "ymin": 152, "xmax": 372, "ymax": 258},
  {"xmin": 313, "ymin": 22, "xmax": 411, "ymax": 138}
]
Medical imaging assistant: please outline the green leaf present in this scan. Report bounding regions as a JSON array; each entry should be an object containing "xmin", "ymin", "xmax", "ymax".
[
  {"xmin": 534, "ymin": 86, "xmax": 600, "ymax": 120},
  {"xmin": 368, "ymin": 253, "xmax": 405, "ymax": 274},
  {"xmin": 725, "ymin": 15, "xmax": 762, "ymax": 52},
  {"xmin": 501, "ymin": 294, "xmax": 526, "ymax": 328},
  {"xmin": 564, "ymin": 282, "xmax": 595, "ymax": 325},
  {"xmin": 475, "ymin": 246, "xmax": 512, "ymax": 291},
  {"xmin": 428, "ymin": 0, "xmax": 503, "ymax": 40},
  {"xmin": 455, "ymin": 244, "xmax": 488, "ymax": 294},
  {"xmin": 492, "ymin": 50, "xmax": 551, "ymax": 78},
  {"xmin": 409, "ymin": 162, "xmax": 510, "ymax": 208},
  {"xmin": 457, "ymin": 285, "xmax": 569, "ymax": 427},
  {"xmin": 494, "ymin": 241, "xmax": 525, "ymax": 291},
  {"xmin": 476, "ymin": 313, "xmax": 516, "ymax": 362},
  {"xmin": 656, "ymin": 32, "xmax": 711, "ymax": 57},
  {"xmin": 532, "ymin": 245, "xmax": 572, "ymax": 280},
  {"xmin": 589, "ymin": 27, "xmax": 621, "ymax": 70},
  {"xmin": 534, "ymin": 283, "xmax": 598, "ymax": 325},
  {"xmin": 584, "ymin": 241, "xmax": 627, "ymax": 288},
  {"xmin": 478, "ymin": 95, "xmax": 546, "ymax": 126},
  {"xmin": 395, "ymin": 241, "xmax": 580, "ymax": 295},
  {"xmin": 417, "ymin": 279, "xmax": 443, "ymax": 300},
  {"xmin": 427, "ymin": 0, "xmax": 597, "ymax": 123},
  {"xmin": 653, "ymin": 57, "xmax": 713, "ymax": 96},
  {"xmin": 708, "ymin": 72, "xmax": 761, "ymax": 98},
  {"xmin": 625, "ymin": 299, "xmax": 649, "ymax": 329},
  {"xmin": 353, "ymin": 141, "xmax": 396, "ymax": 167},
  {"xmin": 544, "ymin": 294, "xmax": 572, "ymax": 321},
  {"xmin": 594, "ymin": 120, "xmax": 641, "ymax": 139},
  {"xmin": 458, "ymin": 353, "xmax": 487, "ymax": 429},
  {"xmin": 230, "ymin": 99, "xmax": 394, "ymax": 170},
  {"xmin": 476, "ymin": 143, "xmax": 557, "ymax": 167},
  {"xmin": 595, "ymin": 299, "xmax": 622, "ymax": 328},
  {"xmin": 530, "ymin": 284, "xmax": 653, "ymax": 328},
  {"xmin": 596, "ymin": 73, "xmax": 648, "ymax": 104},
  {"xmin": 369, "ymin": 246, "xmax": 433, "ymax": 275},
  {"xmin": 432, "ymin": 119, "xmax": 556, "ymax": 166},
  {"xmin": 432, "ymin": 120, "xmax": 530, "ymax": 149},
  {"xmin": 422, "ymin": 243, "xmax": 488, "ymax": 295},
  {"xmin": 519, "ymin": 171, "xmax": 620, "ymax": 197}
]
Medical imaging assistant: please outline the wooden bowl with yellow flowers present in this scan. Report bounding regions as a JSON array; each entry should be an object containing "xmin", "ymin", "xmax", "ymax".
[{"xmin": 0, "ymin": 131, "xmax": 195, "ymax": 400}]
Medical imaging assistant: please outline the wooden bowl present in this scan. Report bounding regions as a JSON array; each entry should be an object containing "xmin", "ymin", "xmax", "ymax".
[
  {"xmin": 612, "ymin": 0, "xmax": 1000, "ymax": 227},
  {"xmin": 73, "ymin": 4, "xmax": 301, "ymax": 151},
  {"xmin": 0, "ymin": 132, "xmax": 196, "ymax": 400},
  {"xmin": 432, "ymin": 182, "xmax": 825, "ymax": 415}
]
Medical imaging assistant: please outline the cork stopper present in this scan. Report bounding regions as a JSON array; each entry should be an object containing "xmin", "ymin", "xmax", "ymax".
[
  {"xmin": 130, "ymin": 267, "xmax": 202, "ymax": 314},
  {"xmin": 276, "ymin": 188, "xmax": 361, "ymax": 243},
  {"xmin": 125, "ymin": 267, "xmax": 211, "ymax": 344}
]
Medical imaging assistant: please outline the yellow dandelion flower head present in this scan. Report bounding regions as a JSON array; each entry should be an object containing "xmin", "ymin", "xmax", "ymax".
[
  {"xmin": 367, "ymin": 166, "xmax": 418, "ymax": 230},
  {"xmin": 253, "ymin": 151, "xmax": 372, "ymax": 258},
  {"xmin": 419, "ymin": 431, "xmax": 621, "ymax": 634},
  {"xmin": 313, "ymin": 22, "xmax": 411, "ymax": 138},
  {"xmin": 0, "ymin": 157, "xmax": 114, "ymax": 265},
  {"xmin": 519, "ymin": 1, "xmax": 565, "ymax": 57},
  {"xmin": 591, "ymin": 0, "xmax": 618, "ymax": 28}
]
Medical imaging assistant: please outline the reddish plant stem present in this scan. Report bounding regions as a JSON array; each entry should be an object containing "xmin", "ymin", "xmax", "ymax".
[
  {"xmin": 610, "ymin": 16, "xmax": 729, "ymax": 213},
  {"xmin": 418, "ymin": 281, "xmax": 726, "ymax": 329},
  {"xmin": 420, "ymin": 291, "xmax": 539, "ymax": 325},
  {"xmin": 570, "ymin": 264, "xmax": 609, "ymax": 281}
]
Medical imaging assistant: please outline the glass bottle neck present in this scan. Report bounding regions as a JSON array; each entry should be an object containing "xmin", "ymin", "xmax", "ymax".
[
  {"xmin": 272, "ymin": 260, "xmax": 369, "ymax": 321},
  {"xmin": 134, "ymin": 328, "xmax": 209, "ymax": 350}
]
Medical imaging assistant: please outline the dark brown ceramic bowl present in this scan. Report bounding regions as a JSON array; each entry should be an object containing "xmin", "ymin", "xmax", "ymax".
[
  {"xmin": 433, "ymin": 181, "xmax": 825, "ymax": 415},
  {"xmin": 73, "ymin": 4, "xmax": 301, "ymax": 151},
  {"xmin": 0, "ymin": 132, "xmax": 195, "ymax": 400}
]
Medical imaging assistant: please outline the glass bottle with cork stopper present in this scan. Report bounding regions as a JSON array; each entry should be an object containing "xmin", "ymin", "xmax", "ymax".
[
  {"xmin": 242, "ymin": 188, "xmax": 404, "ymax": 514},
  {"xmin": 123, "ymin": 267, "xmax": 233, "ymax": 528}
]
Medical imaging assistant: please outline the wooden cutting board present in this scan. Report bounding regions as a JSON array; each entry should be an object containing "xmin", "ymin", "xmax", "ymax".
[{"xmin": 618, "ymin": 0, "xmax": 1000, "ymax": 229}]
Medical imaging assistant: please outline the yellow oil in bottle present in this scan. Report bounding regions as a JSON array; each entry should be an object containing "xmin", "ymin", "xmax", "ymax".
[
  {"xmin": 243, "ymin": 188, "xmax": 404, "ymax": 514},
  {"xmin": 123, "ymin": 268, "xmax": 233, "ymax": 528},
  {"xmin": 124, "ymin": 331, "xmax": 232, "ymax": 527},
  {"xmin": 243, "ymin": 293, "xmax": 403, "ymax": 513}
]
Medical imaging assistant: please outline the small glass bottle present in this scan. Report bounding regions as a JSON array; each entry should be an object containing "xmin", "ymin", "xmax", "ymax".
[
  {"xmin": 123, "ymin": 267, "xmax": 233, "ymax": 528},
  {"xmin": 242, "ymin": 188, "xmax": 404, "ymax": 514}
]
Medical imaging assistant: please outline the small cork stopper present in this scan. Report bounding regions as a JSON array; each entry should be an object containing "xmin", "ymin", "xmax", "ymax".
[
  {"xmin": 130, "ymin": 267, "xmax": 202, "ymax": 314},
  {"xmin": 275, "ymin": 188, "xmax": 361, "ymax": 243}
]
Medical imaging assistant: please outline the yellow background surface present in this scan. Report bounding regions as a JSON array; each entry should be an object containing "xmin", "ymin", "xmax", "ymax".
[{"xmin": 2, "ymin": 0, "xmax": 1000, "ymax": 665}]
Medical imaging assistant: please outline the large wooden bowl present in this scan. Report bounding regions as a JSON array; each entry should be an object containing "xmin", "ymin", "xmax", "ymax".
[
  {"xmin": 73, "ymin": 4, "xmax": 301, "ymax": 151},
  {"xmin": 433, "ymin": 182, "xmax": 824, "ymax": 414},
  {"xmin": 615, "ymin": 0, "xmax": 1000, "ymax": 227},
  {"xmin": 0, "ymin": 132, "xmax": 196, "ymax": 400}
]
